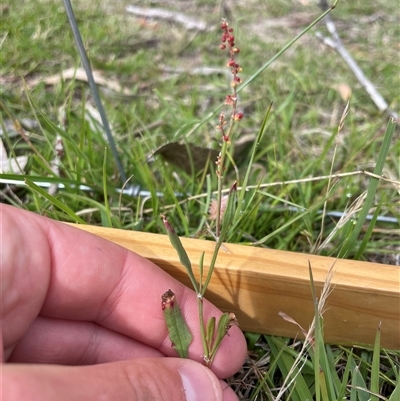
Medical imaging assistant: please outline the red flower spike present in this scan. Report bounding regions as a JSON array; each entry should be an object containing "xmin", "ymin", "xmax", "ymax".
[{"xmin": 220, "ymin": 44, "xmax": 226, "ymax": 50}]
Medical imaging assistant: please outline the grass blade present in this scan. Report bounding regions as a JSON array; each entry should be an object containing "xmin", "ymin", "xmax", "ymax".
[
  {"xmin": 354, "ymin": 196, "xmax": 383, "ymax": 259},
  {"xmin": 370, "ymin": 323, "xmax": 381, "ymax": 401},
  {"xmin": 351, "ymin": 365, "xmax": 370, "ymax": 401},
  {"xmin": 267, "ymin": 336, "xmax": 313, "ymax": 401},
  {"xmin": 24, "ymin": 178, "xmax": 86, "ymax": 223},
  {"xmin": 238, "ymin": 0, "xmax": 341, "ymax": 93},
  {"xmin": 234, "ymin": 104, "xmax": 272, "ymax": 222},
  {"xmin": 253, "ymin": 201, "xmax": 321, "ymax": 246},
  {"xmin": 389, "ymin": 378, "xmax": 400, "ymax": 400},
  {"xmin": 101, "ymin": 148, "xmax": 112, "ymax": 227},
  {"xmin": 337, "ymin": 350, "xmax": 353, "ymax": 401},
  {"xmin": 338, "ymin": 118, "xmax": 396, "ymax": 258}
]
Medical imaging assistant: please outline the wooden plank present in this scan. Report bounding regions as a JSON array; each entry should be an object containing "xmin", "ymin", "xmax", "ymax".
[{"xmin": 70, "ymin": 224, "xmax": 400, "ymax": 350}]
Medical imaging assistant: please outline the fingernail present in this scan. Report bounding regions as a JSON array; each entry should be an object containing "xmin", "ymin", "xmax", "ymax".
[{"xmin": 178, "ymin": 362, "xmax": 222, "ymax": 401}]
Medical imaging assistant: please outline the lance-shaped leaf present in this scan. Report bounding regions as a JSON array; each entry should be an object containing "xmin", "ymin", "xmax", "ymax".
[
  {"xmin": 162, "ymin": 289, "xmax": 193, "ymax": 359},
  {"xmin": 205, "ymin": 316, "xmax": 216, "ymax": 351},
  {"xmin": 161, "ymin": 214, "xmax": 198, "ymax": 293},
  {"xmin": 209, "ymin": 312, "xmax": 239, "ymax": 364}
]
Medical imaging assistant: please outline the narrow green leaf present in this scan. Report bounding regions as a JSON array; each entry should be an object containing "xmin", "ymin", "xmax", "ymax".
[
  {"xmin": 24, "ymin": 88, "xmax": 90, "ymax": 163},
  {"xmin": 253, "ymin": 202, "xmax": 321, "ymax": 246},
  {"xmin": 256, "ymin": 189, "xmax": 307, "ymax": 210},
  {"xmin": 205, "ymin": 316, "xmax": 216, "ymax": 350},
  {"xmin": 234, "ymin": 103, "xmax": 272, "ymax": 222},
  {"xmin": 162, "ymin": 289, "xmax": 193, "ymax": 359},
  {"xmin": 349, "ymin": 365, "xmax": 359, "ymax": 401},
  {"xmin": 163, "ymin": 176, "xmax": 189, "ymax": 236},
  {"xmin": 244, "ymin": 332, "xmax": 261, "ymax": 350},
  {"xmin": 354, "ymin": 197, "xmax": 383, "ymax": 259},
  {"xmin": 339, "ymin": 118, "xmax": 396, "ymax": 258},
  {"xmin": 325, "ymin": 345, "xmax": 342, "ymax": 392},
  {"xmin": 370, "ymin": 322, "xmax": 381, "ymax": 401},
  {"xmin": 238, "ymin": 0, "xmax": 341, "ymax": 93},
  {"xmin": 25, "ymin": 179, "xmax": 86, "ymax": 224},
  {"xmin": 102, "ymin": 148, "xmax": 112, "ymax": 228},
  {"xmin": 309, "ymin": 263, "xmax": 321, "ymax": 401},
  {"xmin": 209, "ymin": 312, "xmax": 238, "ymax": 364},
  {"xmin": 351, "ymin": 365, "xmax": 370, "ymax": 401},
  {"xmin": 389, "ymin": 377, "xmax": 400, "ymax": 401},
  {"xmin": 319, "ymin": 370, "xmax": 329, "ymax": 401},
  {"xmin": 235, "ymin": 103, "xmax": 272, "ymax": 221},
  {"xmin": 161, "ymin": 215, "xmax": 198, "ymax": 293},
  {"xmin": 198, "ymin": 251, "xmax": 205, "ymax": 293},
  {"xmin": 337, "ymin": 350, "xmax": 353, "ymax": 401},
  {"xmin": 214, "ymin": 313, "xmax": 231, "ymax": 349},
  {"xmin": 267, "ymin": 336, "xmax": 314, "ymax": 401},
  {"xmin": 309, "ymin": 263, "xmax": 337, "ymax": 400}
]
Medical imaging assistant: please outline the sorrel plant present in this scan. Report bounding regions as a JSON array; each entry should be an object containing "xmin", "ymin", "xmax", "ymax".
[{"xmin": 162, "ymin": 20, "xmax": 243, "ymax": 367}]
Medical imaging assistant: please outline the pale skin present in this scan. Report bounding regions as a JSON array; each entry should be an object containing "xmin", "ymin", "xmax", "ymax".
[{"xmin": 1, "ymin": 204, "xmax": 247, "ymax": 401}]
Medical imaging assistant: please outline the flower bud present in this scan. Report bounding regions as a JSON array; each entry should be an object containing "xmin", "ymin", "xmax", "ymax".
[{"xmin": 233, "ymin": 112, "xmax": 243, "ymax": 121}]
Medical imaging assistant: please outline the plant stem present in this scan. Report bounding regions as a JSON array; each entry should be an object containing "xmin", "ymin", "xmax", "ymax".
[
  {"xmin": 215, "ymin": 140, "xmax": 228, "ymax": 237},
  {"xmin": 201, "ymin": 239, "xmax": 223, "ymax": 297},
  {"xmin": 197, "ymin": 296, "xmax": 210, "ymax": 365}
]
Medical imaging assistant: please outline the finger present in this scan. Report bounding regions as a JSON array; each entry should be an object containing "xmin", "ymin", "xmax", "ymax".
[
  {"xmin": 4, "ymin": 358, "xmax": 239, "ymax": 401},
  {"xmin": 9, "ymin": 316, "xmax": 164, "ymax": 364},
  {"xmin": 1, "ymin": 204, "xmax": 246, "ymax": 378}
]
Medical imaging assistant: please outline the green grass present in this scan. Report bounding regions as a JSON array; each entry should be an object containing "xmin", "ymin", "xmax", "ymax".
[{"xmin": 1, "ymin": 0, "xmax": 399, "ymax": 399}]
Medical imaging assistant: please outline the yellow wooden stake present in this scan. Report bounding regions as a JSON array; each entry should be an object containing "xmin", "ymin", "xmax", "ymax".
[{"xmin": 69, "ymin": 224, "xmax": 400, "ymax": 350}]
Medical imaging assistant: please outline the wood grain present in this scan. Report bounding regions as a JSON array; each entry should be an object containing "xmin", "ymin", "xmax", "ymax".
[{"xmin": 70, "ymin": 224, "xmax": 400, "ymax": 350}]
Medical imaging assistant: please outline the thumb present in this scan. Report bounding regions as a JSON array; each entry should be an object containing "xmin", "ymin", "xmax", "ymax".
[{"xmin": 4, "ymin": 358, "xmax": 239, "ymax": 401}]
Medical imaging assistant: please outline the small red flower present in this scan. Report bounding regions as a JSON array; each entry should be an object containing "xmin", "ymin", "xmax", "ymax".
[
  {"xmin": 233, "ymin": 112, "xmax": 243, "ymax": 121},
  {"xmin": 225, "ymin": 95, "xmax": 235, "ymax": 105}
]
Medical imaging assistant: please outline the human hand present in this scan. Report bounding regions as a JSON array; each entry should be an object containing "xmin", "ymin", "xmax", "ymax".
[{"xmin": 1, "ymin": 204, "xmax": 247, "ymax": 401}]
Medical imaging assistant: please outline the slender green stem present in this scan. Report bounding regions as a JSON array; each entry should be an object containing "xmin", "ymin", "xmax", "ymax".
[
  {"xmin": 238, "ymin": 0, "xmax": 341, "ymax": 94},
  {"xmin": 215, "ymin": 141, "xmax": 228, "ymax": 237},
  {"xmin": 201, "ymin": 239, "xmax": 223, "ymax": 297},
  {"xmin": 197, "ymin": 297, "xmax": 209, "ymax": 365}
]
